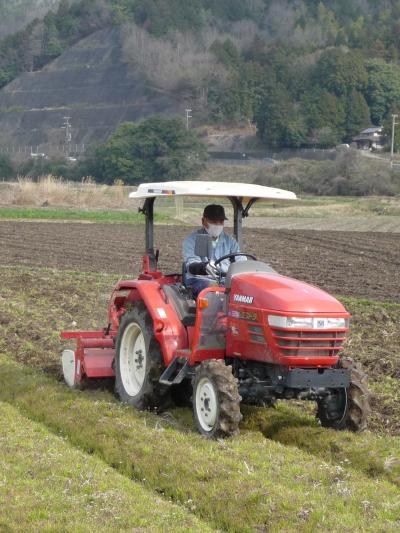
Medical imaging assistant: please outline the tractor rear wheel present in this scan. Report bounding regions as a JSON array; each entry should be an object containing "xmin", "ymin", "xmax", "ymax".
[
  {"xmin": 192, "ymin": 360, "xmax": 242, "ymax": 438},
  {"xmin": 115, "ymin": 305, "xmax": 169, "ymax": 411},
  {"xmin": 317, "ymin": 357, "xmax": 370, "ymax": 431}
]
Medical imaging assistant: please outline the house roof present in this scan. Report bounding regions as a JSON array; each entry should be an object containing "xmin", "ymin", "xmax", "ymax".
[{"xmin": 361, "ymin": 127, "xmax": 382, "ymax": 134}]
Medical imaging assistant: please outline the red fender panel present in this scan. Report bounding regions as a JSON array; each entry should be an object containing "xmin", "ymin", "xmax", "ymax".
[{"xmin": 112, "ymin": 280, "xmax": 189, "ymax": 366}]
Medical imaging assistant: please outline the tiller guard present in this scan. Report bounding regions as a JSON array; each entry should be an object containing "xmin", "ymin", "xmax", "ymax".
[{"xmin": 61, "ymin": 330, "xmax": 115, "ymax": 387}]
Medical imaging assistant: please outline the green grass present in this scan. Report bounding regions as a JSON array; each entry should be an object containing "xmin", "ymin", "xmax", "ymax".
[
  {"xmin": 2, "ymin": 193, "xmax": 400, "ymax": 223},
  {"xmin": 0, "ymin": 206, "xmax": 172, "ymax": 224},
  {"xmin": 0, "ymin": 401, "xmax": 213, "ymax": 532},
  {"xmin": 156, "ymin": 194, "xmax": 400, "ymax": 222},
  {"xmin": 240, "ymin": 403, "xmax": 400, "ymax": 486},
  {"xmin": 341, "ymin": 296, "xmax": 400, "ymax": 311},
  {"xmin": 0, "ymin": 105, "xmax": 27, "ymax": 113},
  {"xmin": 172, "ymin": 401, "xmax": 400, "ymax": 487},
  {"xmin": 250, "ymin": 195, "xmax": 400, "ymax": 218},
  {"xmin": 0, "ymin": 356, "xmax": 399, "ymax": 533}
]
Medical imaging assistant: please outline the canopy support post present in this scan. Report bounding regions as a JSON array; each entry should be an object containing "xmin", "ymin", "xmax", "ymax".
[
  {"xmin": 243, "ymin": 197, "xmax": 258, "ymax": 217},
  {"xmin": 229, "ymin": 197, "xmax": 244, "ymax": 248},
  {"xmin": 140, "ymin": 198, "xmax": 156, "ymax": 271}
]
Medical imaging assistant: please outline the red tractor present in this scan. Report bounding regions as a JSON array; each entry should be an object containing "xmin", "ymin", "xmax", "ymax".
[{"xmin": 61, "ymin": 181, "xmax": 370, "ymax": 438}]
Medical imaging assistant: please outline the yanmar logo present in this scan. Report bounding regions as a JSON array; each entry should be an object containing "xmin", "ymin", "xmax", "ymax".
[{"xmin": 233, "ymin": 294, "xmax": 254, "ymax": 305}]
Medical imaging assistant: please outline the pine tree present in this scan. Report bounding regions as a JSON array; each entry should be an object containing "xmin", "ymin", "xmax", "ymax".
[{"xmin": 345, "ymin": 90, "xmax": 371, "ymax": 139}]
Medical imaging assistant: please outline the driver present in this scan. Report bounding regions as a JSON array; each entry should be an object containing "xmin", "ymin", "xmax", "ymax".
[{"xmin": 182, "ymin": 204, "xmax": 245, "ymax": 296}]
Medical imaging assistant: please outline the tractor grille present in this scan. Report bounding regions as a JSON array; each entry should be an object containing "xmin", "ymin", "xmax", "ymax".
[
  {"xmin": 247, "ymin": 324, "xmax": 267, "ymax": 344},
  {"xmin": 271, "ymin": 329, "xmax": 347, "ymax": 357}
]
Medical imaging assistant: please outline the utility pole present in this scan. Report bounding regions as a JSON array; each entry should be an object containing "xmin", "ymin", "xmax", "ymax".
[
  {"xmin": 185, "ymin": 108, "xmax": 192, "ymax": 130},
  {"xmin": 390, "ymin": 114, "xmax": 398, "ymax": 167},
  {"xmin": 61, "ymin": 116, "xmax": 72, "ymax": 154}
]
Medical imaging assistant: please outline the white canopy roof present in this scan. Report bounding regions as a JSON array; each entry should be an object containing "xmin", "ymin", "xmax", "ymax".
[{"xmin": 129, "ymin": 181, "xmax": 297, "ymax": 201}]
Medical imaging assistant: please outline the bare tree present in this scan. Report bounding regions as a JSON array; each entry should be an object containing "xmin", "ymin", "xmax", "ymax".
[
  {"xmin": 121, "ymin": 23, "xmax": 229, "ymax": 93},
  {"xmin": 0, "ymin": 0, "xmax": 61, "ymax": 38}
]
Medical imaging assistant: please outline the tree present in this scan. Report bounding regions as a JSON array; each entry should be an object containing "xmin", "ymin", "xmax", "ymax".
[
  {"xmin": 284, "ymin": 110, "xmax": 307, "ymax": 147},
  {"xmin": 317, "ymin": 2, "xmax": 339, "ymax": 46},
  {"xmin": 302, "ymin": 89, "xmax": 346, "ymax": 145},
  {"xmin": 313, "ymin": 49, "xmax": 368, "ymax": 97},
  {"xmin": 255, "ymin": 83, "xmax": 292, "ymax": 147},
  {"xmin": 134, "ymin": 0, "xmax": 204, "ymax": 36},
  {"xmin": 364, "ymin": 58, "xmax": 400, "ymax": 125},
  {"xmin": 56, "ymin": 0, "xmax": 78, "ymax": 41},
  {"xmin": 348, "ymin": 15, "xmax": 367, "ymax": 47},
  {"xmin": 203, "ymin": 0, "xmax": 259, "ymax": 22},
  {"xmin": 210, "ymin": 39, "xmax": 240, "ymax": 68},
  {"xmin": 42, "ymin": 14, "xmax": 63, "ymax": 58},
  {"xmin": 344, "ymin": 90, "xmax": 370, "ymax": 139},
  {"xmin": 86, "ymin": 116, "xmax": 207, "ymax": 184},
  {"xmin": 213, "ymin": 61, "xmax": 269, "ymax": 122}
]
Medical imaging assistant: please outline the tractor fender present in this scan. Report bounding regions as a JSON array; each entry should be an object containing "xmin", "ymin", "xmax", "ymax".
[{"xmin": 111, "ymin": 280, "xmax": 189, "ymax": 366}]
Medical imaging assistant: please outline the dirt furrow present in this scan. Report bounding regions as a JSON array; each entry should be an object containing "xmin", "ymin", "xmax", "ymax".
[{"xmin": 274, "ymin": 231, "xmax": 400, "ymax": 266}]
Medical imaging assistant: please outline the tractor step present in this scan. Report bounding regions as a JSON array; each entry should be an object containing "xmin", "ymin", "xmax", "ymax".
[{"xmin": 159, "ymin": 357, "xmax": 190, "ymax": 386}]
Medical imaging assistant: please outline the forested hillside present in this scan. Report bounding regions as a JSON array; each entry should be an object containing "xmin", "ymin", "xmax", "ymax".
[
  {"xmin": 0, "ymin": 0, "xmax": 60, "ymax": 38},
  {"xmin": 2, "ymin": 0, "xmax": 400, "ymax": 148}
]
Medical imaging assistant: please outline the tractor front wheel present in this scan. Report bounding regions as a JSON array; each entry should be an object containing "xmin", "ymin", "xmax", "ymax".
[
  {"xmin": 192, "ymin": 360, "xmax": 242, "ymax": 438},
  {"xmin": 317, "ymin": 357, "xmax": 371, "ymax": 431},
  {"xmin": 115, "ymin": 306, "xmax": 169, "ymax": 411}
]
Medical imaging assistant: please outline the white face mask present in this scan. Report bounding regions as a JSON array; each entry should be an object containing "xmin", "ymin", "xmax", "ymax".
[{"xmin": 206, "ymin": 223, "xmax": 223, "ymax": 239}]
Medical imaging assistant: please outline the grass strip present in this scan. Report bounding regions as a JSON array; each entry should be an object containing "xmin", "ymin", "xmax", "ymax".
[
  {"xmin": 0, "ymin": 206, "xmax": 171, "ymax": 224},
  {"xmin": 0, "ymin": 356, "xmax": 399, "ymax": 533},
  {"xmin": 0, "ymin": 401, "xmax": 213, "ymax": 533},
  {"xmin": 240, "ymin": 403, "xmax": 400, "ymax": 487},
  {"xmin": 173, "ymin": 402, "xmax": 400, "ymax": 488}
]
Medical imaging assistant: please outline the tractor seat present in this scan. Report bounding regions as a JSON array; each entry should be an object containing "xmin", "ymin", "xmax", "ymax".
[
  {"xmin": 225, "ymin": 260, "xmax": 277, "ymax": 289},
  {"xmin": 162, "ymin": 284, "xmax": 197, "ymax": 327}
]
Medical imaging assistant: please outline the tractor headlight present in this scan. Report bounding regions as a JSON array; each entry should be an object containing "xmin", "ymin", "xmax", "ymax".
[
  {"xmin": 268, "ymin": 316, "xmax": 313, "ymax": 328},
  {"xmin": 268, "ymin": 315, "xmax": 348, "ymax": 329}
]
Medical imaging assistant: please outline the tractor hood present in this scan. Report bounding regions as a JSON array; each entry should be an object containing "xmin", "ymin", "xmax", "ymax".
[{"xmin": 229, "ymin": 272, "xmax": 347, "ymax": 315}]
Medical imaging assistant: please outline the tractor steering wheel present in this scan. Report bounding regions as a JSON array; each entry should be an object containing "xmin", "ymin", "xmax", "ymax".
[
  {"xmin": 214, "ymin": 252, "xmax": 257, "ymax": 270},
  {"xmin": 205, "ymin": 253, "xmax": 257, "ymax": 282},
  {"xmin": 214, "ymin": 252, "xmax": 257, "ymax": 266}
]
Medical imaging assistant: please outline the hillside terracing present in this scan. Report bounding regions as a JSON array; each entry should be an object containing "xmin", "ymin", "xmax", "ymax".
[{"xmin": 0, "ymin": 27, "xmax": 180, "ymax": 150}]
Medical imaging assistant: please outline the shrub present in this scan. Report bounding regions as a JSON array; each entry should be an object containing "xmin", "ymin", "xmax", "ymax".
[
  {"xmin": 0, "ymin": 153, "xmax": 14, "ymax": 179},
  {"xmin": 84, "ymin": 115, "xmax": 208, "ymax": 184},
  {"xmin": 254, "ymin": 152, "xmax": 400, "ymax": 196}
]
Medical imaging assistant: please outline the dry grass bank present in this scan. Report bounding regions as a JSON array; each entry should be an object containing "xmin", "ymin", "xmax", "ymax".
[
  {"xmin": 1, "ymin": 174, "xmax": 399, "ymax": 227},
  {"xmin": 0, "ymin": 176, "xmax": 134, "ymax": 209}
]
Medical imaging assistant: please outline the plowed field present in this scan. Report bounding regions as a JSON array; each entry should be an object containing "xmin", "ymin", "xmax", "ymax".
[
  {"xmin": 1, "ymin": 218, "xmax": 400, "ymax": 531},
  {"xmin": 1, "ymin": 220, "xmax": 399, "ymax": 302}
]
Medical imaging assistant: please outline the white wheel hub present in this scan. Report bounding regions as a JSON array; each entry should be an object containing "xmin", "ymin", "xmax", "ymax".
[
  {"xmin": 119, "ymin": 322, "xmax": 147, "ymax": 397},
  {"xmin": 195, "ymin": 377, "xmax": 218, "ymax": 432}
]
